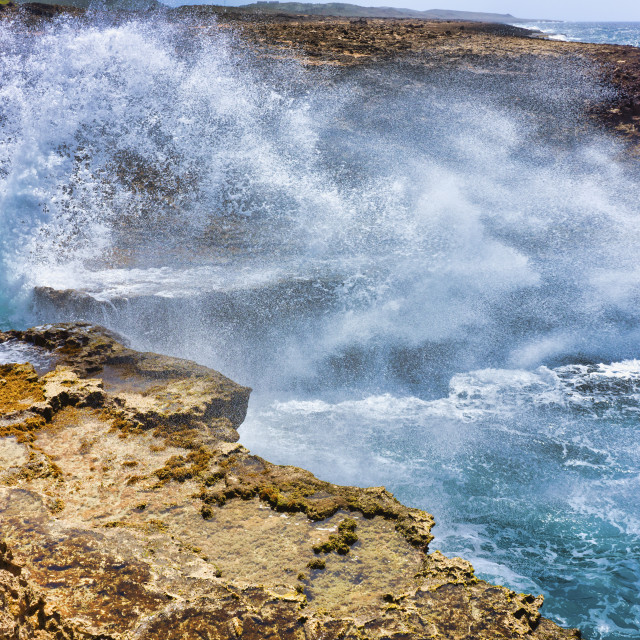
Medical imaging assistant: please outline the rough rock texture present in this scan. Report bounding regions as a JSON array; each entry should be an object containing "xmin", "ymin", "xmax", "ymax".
[{"xmin": 0, "ymin": 323, "xmax": 580, "ymax": 639}]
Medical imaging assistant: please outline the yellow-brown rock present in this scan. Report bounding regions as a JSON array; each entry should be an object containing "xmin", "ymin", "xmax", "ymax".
[{"xmin": 0, "ymin": 323, "xmax": 580, "ymax": 639}]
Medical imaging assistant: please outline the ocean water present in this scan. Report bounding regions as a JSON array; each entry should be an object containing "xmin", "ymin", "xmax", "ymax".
[
  {"xmin": 518, "ymin": 21, "xmax": 640, "ymax": 47},
  {"xmin": 1, "ymin": 14, "xmax": 640, "ymax": 639}
]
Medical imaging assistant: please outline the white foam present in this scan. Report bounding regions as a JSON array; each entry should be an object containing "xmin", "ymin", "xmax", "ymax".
[
  {"xmin": 2, "ymin": 16, "xmax": 636, "ymax": 378},
  {"xmin": 29, "ymin": 263, "xmax": 289, "ymax": 300},
  {"xmin": 263, "ymin": 357, "xmax": 640, "ymax": 429},
  {"xmin": 0, "ymin": 340, "xmax": 55, "ymax": 370}
]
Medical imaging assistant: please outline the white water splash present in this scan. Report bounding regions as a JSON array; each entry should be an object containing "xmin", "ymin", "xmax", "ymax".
[{"xmin": 2, "ymin": 15, "xmax": 640, "ymax": 639}]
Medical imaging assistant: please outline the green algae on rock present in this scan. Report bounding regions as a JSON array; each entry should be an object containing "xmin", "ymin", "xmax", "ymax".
[{"xmin": 0, "ymin": 323, "xmax": 580, "ymax": 639}]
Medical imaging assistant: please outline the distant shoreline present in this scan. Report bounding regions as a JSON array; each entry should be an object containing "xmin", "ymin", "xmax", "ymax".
[
  {"xmin": 1, "ymin": 2, "xmax": 639, "ymax": 145},
  {"xmin": 9, "ymin": 0, "xmax": 543, "ymax": 22}
]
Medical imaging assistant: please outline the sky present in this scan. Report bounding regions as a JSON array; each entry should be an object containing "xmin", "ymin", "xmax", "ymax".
[
  {"xmin": 361, "ymin": 1, "xmax": 640, "ymax": 21},
  {"xmin": 220, "ymin": 1, "xmax": 640, "ymax": 22}
]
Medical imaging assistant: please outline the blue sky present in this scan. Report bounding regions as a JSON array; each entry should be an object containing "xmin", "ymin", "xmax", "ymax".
[
  {"xmin": 201, "ymin": 1, "xmax": 640, "ymax": 21},
  {"xmin": 360, "ymin": 1, "xmax": 640, "ymax": 21}
]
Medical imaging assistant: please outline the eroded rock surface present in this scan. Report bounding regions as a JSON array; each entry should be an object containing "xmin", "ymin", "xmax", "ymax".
[{"xmin": 0, "ymin": 323, "xmax": 580, "ymax": 639}]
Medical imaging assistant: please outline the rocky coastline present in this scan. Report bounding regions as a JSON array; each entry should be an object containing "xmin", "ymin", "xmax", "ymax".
[
  {"xmin": 1, "ymin": 2, "xmax": 639, "ymax": 147},
  {"xmin": 2, "ymin": 6, "xmax": 639, "ymax": 636},
  {"xmin": 0, "ymin": 323, "xmax": 580, "ymax": 639}
]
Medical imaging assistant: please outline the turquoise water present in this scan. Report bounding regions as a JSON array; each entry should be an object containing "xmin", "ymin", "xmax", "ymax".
[
  {"xmin": 517, "ymin": 21, "xmax": 640, "ymax": 47},
  {"xmin": 0, "ymin": 287, "xmax": 28, "ymax": 330},
  {"xmin": 0, "ymin": 297, "xmax": 9, "ymax": 329},
  {"xmin": 1, "ymin": 15, "xmax": 640, "ymax": 639},
  {"xmin": 240, "ymin": 364, "xmax": 640, "ymax": 638}
]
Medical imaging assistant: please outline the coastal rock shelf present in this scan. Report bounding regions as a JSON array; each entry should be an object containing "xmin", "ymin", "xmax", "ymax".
[
  {"xmin": 0, "ymin": 324, "xmax": 578, "ymax": 639},
  {"xmin": 3, "ymin": 3, "xmax": 638, "ymax": 147}
]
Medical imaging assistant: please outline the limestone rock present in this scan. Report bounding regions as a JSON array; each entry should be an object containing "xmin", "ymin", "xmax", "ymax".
[{"xmin": 0, "ymin": 323, "xmax": 580, "ymax": 639}]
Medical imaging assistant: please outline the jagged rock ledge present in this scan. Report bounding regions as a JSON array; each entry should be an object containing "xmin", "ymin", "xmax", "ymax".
[{"xmin": 0, "ymin": 323, "xmax": 579, "ymax": 639}]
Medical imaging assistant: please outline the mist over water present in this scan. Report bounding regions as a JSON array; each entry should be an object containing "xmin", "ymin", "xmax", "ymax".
[{"xmin": 1, "ymin": 14, "xmax": 640, "ymax": 638}]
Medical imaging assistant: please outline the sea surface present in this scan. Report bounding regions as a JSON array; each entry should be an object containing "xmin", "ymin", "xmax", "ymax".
[
  {"xmin": 517, "ymin": 21, "xmax": 640, "ymax": 47},
  {"xmin": 1, "ymin": 14, "xmax": 639, "ymax": 640}
]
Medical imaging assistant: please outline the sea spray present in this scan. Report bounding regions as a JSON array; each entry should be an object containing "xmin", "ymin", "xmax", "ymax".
[
  {"xmin": 0, "ymin": 15, "xmax": 337, "ymax": 320},
  {"xmin": 1, "ymin": 13, "xmax": 640, "ymax": 638}
]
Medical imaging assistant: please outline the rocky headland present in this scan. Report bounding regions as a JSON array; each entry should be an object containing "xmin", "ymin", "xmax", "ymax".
[
  {"xmin": 0, "ymin": 323, "xmax": 580, "ymax": 639},
  {"xmin": 1, "ymin": 6, "xmax": 638, "ymax": 637}
]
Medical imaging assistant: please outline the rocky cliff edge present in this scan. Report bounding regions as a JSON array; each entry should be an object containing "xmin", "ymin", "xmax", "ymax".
[{"xmin": 0, "ymin": 323, "xmax": 579, "ymax": 639}]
